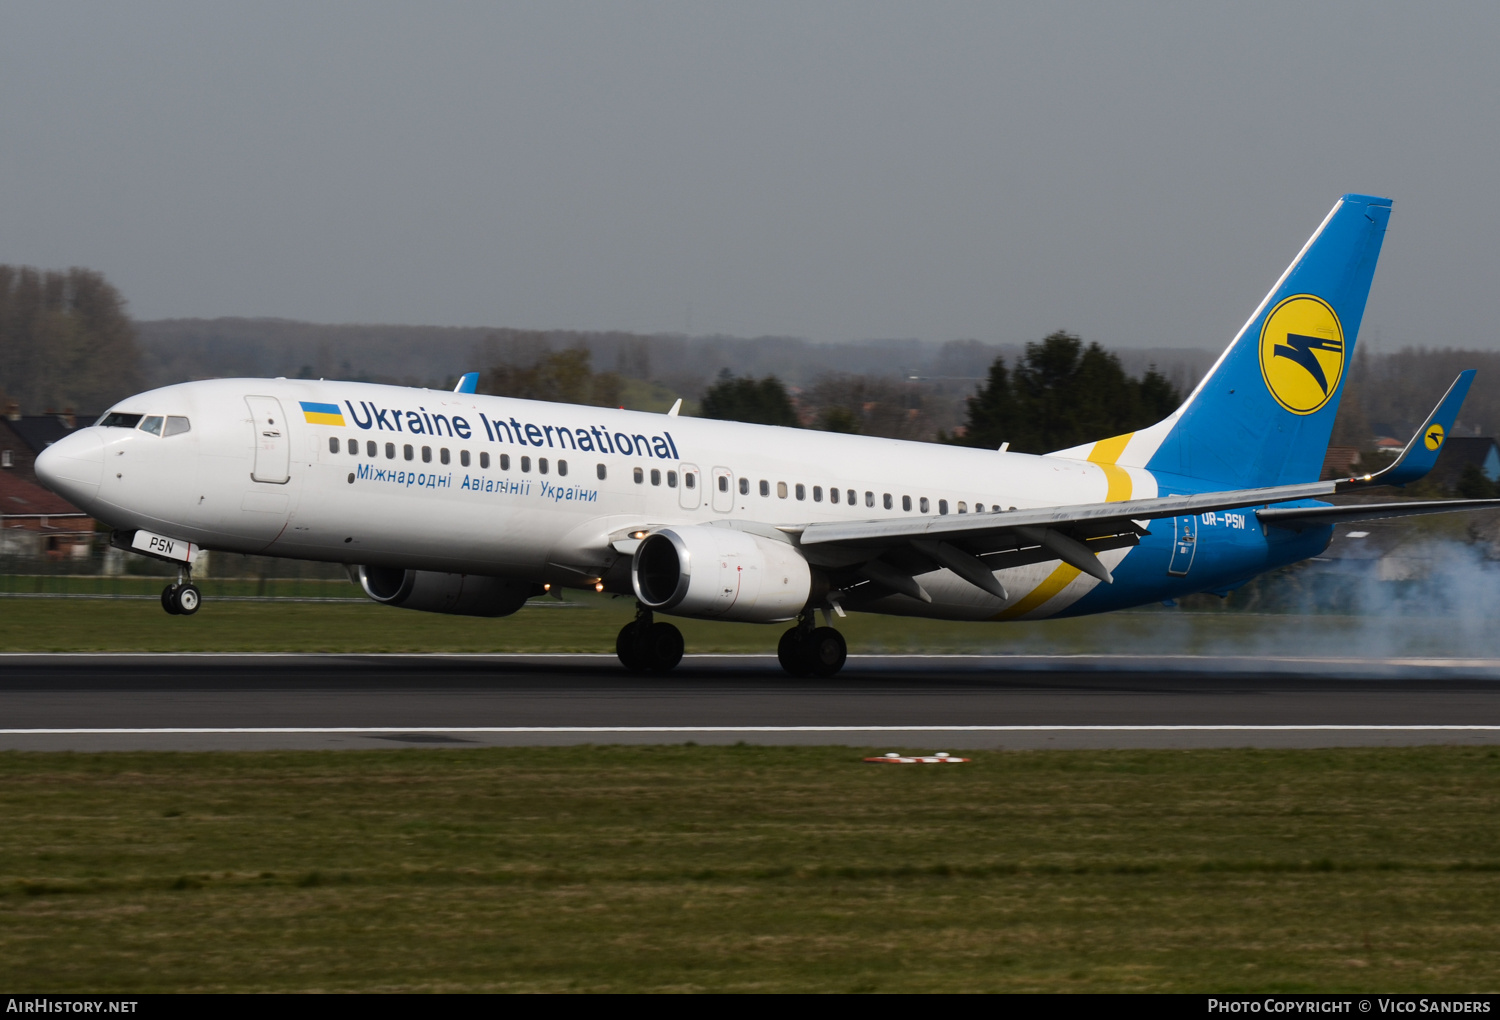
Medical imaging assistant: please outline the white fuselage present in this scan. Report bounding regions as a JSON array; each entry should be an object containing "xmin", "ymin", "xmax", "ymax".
[{"xmin": 38, "ymin": 377, "xmax": 1152, "ymax": 622}]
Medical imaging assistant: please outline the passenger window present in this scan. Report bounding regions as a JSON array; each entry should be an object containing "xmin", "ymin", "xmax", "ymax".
[
  {"xmin": 975, "ymin": 503, "xmax": 985, "ymax": 512},
  {"xmin": 920, "ymin": 497, "xmax": 929, "ymax": 513},
  {"xmin": 521, "ymin": 456, "xmax": 531, "ymax": 473},
  {"xmin": 684, "ymin": 471, "xmax": 694, "ymax": 488},
  {"xmin": 957, "ymin": 501, "xmax": 967, "ymax": 513},
  {"xmin": 666, "ymin": 470, "xmax": 677, "ymax": 487},
  {"xmin": 883, "ymin": 493, "xmax": 893, "ymax": 510},
  {"xmin": 479, "ymin": 452, "xmax": 489, "ymax": 468},
  {"xmin": 939, "ymin": 499, "xmax": 949, "ymax": 515},
  {"xmin": 328, "ymin": 437, "xmax": 339, "ymax": 454},
  {"xmin": 597, "ymin": 463, "xmax": 607, "ymax": 480},
  {"xmin": 813, "ymin": 486, "xmax": 823, "ymax": 502},
  {"xmin": 634, "ymin": 467, "xmax": 644, "ymax": 484},
  {"xmin": 385, "ymin": 442, "xmax": 396, "ymax": 459},
  {"xmin": 795, "ymin": 484, "xmax": 805, "ymax": 500},
  {"xmin": 460, "ymin": 450, "xmax": 470, "ymax": 467},
  {"xmin": 558, "ymin": 460, "xmax": 568, "ymax": 476},
  {"xmin": 440, "ymin": 448, "xmax": 450, "ymax": 465},
  {"xmin": 422, "ymin": 446, "xmax": 432, "ymax": 463},
  {"xmin": 777, "ymin": 481, "xmax": 788, "ymax": 499},
  {"xmin": 902, "ymin": 495, "xmax": 911, "ymax": 511},
  {"xmin": 164, "ymin": 416, "xmax": 191, "ymax": 437},
  {"xmin": 499, "ymin": 453, "xmax": 509, "ymax": 470},
  {"xmin": 760, "ymin": 480, "xmax": 770, "ymax": 497},
  {"xmin": 829, "ymin": 487, "xmax": 839, "ymax": 504},
  {"xmin": 347, "ymin": 438, "xmax": 358, "ymax": 455},
  {"xmin": 718, "ymin": 475, "xmax": 729, "ymax": 492},
  {"xmin": 404, "ymin": 444, "xmax": 414, "ymax": 461},
  {"xmin": 367, "ymin": 441, "xmax": 377, "ymax": 457},
  {"xmin": 139, "ymin": 416, "xmax": 164, "ymax": 436},
  {"xmin": 651, "ymin": 468, "xmax": 661, "ymax": 486},
  {"xmin": 865, "ymin": 491, "xmax": 874, "ymax": 508},
  {"xmin": 739, "ymin": 478, "xmax": 749, "ymax": 495},
  {"xmin": 848, "ymin": 490, "xmax": 857, "ymax": 505},
  {"xmin": 540, "ymin": 458, "xmax": 550, "ymax": 474}
]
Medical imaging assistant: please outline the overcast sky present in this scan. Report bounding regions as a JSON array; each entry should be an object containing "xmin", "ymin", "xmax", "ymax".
[{"xmin": 3, "ymin": 2, "xmax": 1498, "ymax": 351}]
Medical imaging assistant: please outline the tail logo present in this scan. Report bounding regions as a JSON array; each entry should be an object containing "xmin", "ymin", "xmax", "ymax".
[
  {"xmin": 1425, "ymin": 423, "xmax": 1446, "ymax": 452},
  {"xmin": 1258, "ymin": 295, "xmax": 1345, "ymax": 415}
]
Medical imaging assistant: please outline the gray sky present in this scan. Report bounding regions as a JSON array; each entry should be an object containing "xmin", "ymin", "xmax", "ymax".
[{"xmin": 3, "ymin": 2, "xmax": 1498, "ymax": 351}]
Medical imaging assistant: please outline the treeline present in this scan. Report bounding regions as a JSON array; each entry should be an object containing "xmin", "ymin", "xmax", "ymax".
[{"xmin": 0, "ymin": 266, "xmax": 141, "ymax": 414}]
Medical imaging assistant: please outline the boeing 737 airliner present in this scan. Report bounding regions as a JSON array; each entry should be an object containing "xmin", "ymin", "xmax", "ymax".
[{"xmin": 32, "ymin": 194, "xmax": 1500, "ymax": 675}]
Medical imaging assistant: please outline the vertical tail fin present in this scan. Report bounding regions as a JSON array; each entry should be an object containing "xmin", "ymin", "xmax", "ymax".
[{"xmin": 1107, "ymin": 194, "xmax": 1392, "ymax": 487}]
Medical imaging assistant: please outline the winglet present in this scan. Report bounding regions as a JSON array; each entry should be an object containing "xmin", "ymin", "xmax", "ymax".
[
  {"xmin": 1341, "ymin": 370, "xmax": 1475, "ymax": 489},
  {"xmin": 454, "ymin": 372, "xmax": 479, "ymax": 394},
  {"xmin": 667, "ymin": 398, "xmax": 682, "ymax": 417}
]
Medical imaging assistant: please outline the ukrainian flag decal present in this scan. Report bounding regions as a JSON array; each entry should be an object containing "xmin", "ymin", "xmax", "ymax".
[{"xmin": 299, "ymin": 401, "xmax": 345, "ymax": 427}]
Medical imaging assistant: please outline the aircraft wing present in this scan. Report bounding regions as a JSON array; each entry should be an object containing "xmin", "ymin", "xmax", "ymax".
[{"xmin": 791, "ymin": 372, "xmax": 1492, "ymax": 602}]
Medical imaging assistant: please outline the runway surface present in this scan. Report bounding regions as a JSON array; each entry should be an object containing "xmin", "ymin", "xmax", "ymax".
[{"xmin": 5, "ymin": 652, "xmax": 1500, "ymax": 750}]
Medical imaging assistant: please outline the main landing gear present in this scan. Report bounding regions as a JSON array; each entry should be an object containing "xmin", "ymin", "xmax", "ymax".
[
  {"xmin": 777, "ymin": 617, "xmax": 847, "ymax": 678},
  {"xmin": 160, "ymin": 567, "xmax": 201, "ymax": 616},
  {"xmin": 614, "ymin": 606, "xmax": 848, "ymax": 677},
  {"xmin": 616, "ymin": 605, "xmax": 684, "ymax": 673}
]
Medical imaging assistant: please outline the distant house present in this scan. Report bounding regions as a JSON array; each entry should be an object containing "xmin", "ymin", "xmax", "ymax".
[
  {"xmin": 0, "ymin": 470, "xmax": 94, "ymax": 557},
  {"xmin": 0, "ymin": 407, "xmax": 88, "ymax": 486},
  {"xmin": 1429, "ymin": 437, "xmax": 1500, "ymax": 490},
  {"xmin": 1321, "ymin": 446, "xmax": 1360, "ymax": 479},
  {"xmin": 0, "ymin": 406, "xmax": 96, "ymax": 555}
]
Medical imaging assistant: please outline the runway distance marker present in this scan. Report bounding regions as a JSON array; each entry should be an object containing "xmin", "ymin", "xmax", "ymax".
[{"xmin": 865, "ymin": 752, "xmax": 970, "ymax": 764}]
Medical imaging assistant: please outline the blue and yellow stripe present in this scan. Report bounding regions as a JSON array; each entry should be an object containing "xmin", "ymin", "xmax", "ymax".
[{"xmin": 299, "ymin": 401, "xmax": 345, "ymax": 427}]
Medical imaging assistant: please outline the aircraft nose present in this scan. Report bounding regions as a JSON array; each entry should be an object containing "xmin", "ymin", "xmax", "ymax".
[{"xmin": 34, "ymin": 428, "xmax": 104, "ymax": 505}]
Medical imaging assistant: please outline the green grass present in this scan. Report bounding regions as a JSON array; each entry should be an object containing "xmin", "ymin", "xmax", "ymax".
[
  {"xmin": 3, "ymin": 745, "xmax": 1500, "ymax": 991},
  {"xmin": 0, "ymin": 592, "xmax": 1494, "ymax": 655}
]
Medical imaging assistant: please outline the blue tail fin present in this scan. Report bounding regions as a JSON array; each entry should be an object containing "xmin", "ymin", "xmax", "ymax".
[{"xmin": 1115, "ymin": 194, "xmax": 1392, "ymax": 487}]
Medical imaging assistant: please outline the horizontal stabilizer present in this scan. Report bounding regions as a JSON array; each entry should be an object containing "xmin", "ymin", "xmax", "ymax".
[{"xmin": 1258, "ymin": 498, "xmax": 1500, "ymax": 531}]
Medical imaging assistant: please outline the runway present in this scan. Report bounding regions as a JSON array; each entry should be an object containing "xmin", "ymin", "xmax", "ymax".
[{"xmin": 5, "ymin": 652, "xmax": 1500, "ymax": 750}]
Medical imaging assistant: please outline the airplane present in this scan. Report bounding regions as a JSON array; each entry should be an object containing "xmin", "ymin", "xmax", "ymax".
[{"xmin": 33, "ymin": 193, "xmax": 1500, "ymax": 677}]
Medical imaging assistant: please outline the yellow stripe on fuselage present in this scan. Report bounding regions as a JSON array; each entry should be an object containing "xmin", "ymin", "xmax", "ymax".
[
  {"xmin": 303, "ymin": 411, "xmax": 345, "ymax": 426},
  {"xmin": 990, "ymin": 431, "xmax": 1136, "ymax": 621}
]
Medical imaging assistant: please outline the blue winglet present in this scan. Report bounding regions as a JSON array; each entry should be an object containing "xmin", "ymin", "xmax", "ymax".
[
  {"xmin": 1354, "ymin": 370, "xmax": 1475, "ymax": 486},
  {"xmin": 454, "ymin": 372, "xmax": 479, "ymax": 394}
]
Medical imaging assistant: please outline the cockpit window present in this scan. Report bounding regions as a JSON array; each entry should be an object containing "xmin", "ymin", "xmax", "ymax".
[
  {"xmin": 163, "ymin": 416, "xmax": 191, "ymax": 437},
  {"xmin": 98, "ymin": 412, "xmax": 142, "ymax": 429},
  {"xmin": 139, "ymin": 416, "xmax": 164, "ymax": 436}
]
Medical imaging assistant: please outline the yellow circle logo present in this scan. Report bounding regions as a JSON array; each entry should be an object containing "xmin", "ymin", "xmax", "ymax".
[
  {"xmin": 1424, "ymin": 422, "xmax": 1446, "ymax": 452},
  {"xmin": 1258, "ymin": 295, "xmax": 1345, "ymax": 415}
]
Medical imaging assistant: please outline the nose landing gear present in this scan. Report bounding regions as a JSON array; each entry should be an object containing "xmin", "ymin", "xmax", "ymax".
[
  {"xmin": 616, "ymin": 605, "xmax": 684, "ymax": 673},
  {"xmin": 778, "ymin": 619, "xmax": 847, "ymax": 677},
  {"xmin": 160, "ymin": 567, "xmax": 201, "ymax": 616}
]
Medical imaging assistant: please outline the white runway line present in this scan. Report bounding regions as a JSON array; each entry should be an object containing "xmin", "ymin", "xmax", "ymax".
[{"xmin": 5, "ymin": 725, "xmax": 1500, "ymax": 735}]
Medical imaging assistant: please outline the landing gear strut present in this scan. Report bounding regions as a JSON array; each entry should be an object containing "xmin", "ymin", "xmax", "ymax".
[
  {"xmin": 616, "ymin": 605, "xmax": 684, "ymax": 673},
  {"xmin": 778, "ymin": 617, "xmax": 847, "ymax": 677},
  {"xmin": 160, "ymin": 566, "xmax": 201, "ymax": 617}
]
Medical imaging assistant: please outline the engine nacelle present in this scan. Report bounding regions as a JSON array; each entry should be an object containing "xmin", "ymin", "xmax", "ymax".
[
  {"xmin": 356, "ymin": 566, "xmax": 535, "ymax": 617},
  {"xmin": 632, "ymin": 526, "xmax": 813, "ymax": 623}
]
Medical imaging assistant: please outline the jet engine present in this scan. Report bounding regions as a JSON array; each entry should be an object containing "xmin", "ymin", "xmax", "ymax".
[
  {"xmin": 356, "ymin": 566, "xmax": 536, "ymax": 617},
  {"xmin": 632, "ymin": 526, "xmax": 814, "ymax": 622}
]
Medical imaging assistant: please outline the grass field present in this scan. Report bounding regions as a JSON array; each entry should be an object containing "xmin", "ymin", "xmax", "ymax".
[
  {"xmin": 2, "ymin": 745, "xmax": 1499, "ymax": 992},
  {"xmin": 1, "ymin": 591, "xmax": 1494, "ymax": 656}
]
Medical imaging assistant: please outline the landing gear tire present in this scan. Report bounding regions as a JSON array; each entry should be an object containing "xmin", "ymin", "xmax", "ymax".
[
  {"xmin": 617, "ymin": 620, "xmax": 684, "ymax": 673},
  {"xmin": 175, "ymin": 583, "xmax": 201, "ymax": 616},
  {"xmin": 161, "ymin": 582, "xmax": 202, "ymax": 616},
  {"xmin": 616, "ymin": 622, "xmax": 648, "ymax": 671},
  {"xmin": 644, "ymin": 622, "xmax": 684, "ymax": 672},
  {"xmin": 778, "ymin": 625, "xmax": 847, "ymax": 678},
  {"xmin": 805, "ymin": 626, "xmax": 847, "ymax": 677}
]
